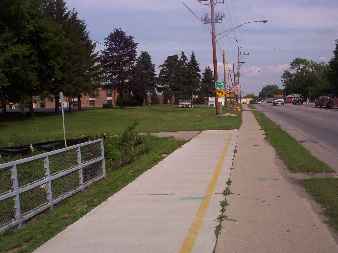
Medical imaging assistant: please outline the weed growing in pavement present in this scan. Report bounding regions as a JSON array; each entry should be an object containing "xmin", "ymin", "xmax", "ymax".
[{"xmin": 213, "ymin": 178, "xmax": 233, "ymax": 253}]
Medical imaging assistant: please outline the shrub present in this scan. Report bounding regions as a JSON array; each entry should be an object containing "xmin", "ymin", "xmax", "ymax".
[{"xmin": 118, "ymin": 122, "xmax": 145, "ymax": 164}]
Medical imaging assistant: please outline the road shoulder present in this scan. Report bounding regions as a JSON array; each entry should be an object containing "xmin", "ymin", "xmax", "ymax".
[{"xmin": 216, "ymin": 107, "xmax": 338, "ymax": 253}]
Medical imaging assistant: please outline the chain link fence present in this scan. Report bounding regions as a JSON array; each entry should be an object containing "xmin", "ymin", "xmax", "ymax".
[{"xmin": 0, "ymin": 139, "xmax": 105, "ymax": 233}]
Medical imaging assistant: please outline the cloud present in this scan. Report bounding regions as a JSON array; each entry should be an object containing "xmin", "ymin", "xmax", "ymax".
[
  {"xmin": 67, "ymin": 0, "xmax": 182, "ymax": 11},
  {"xmin": 64, "ymin": 0, "xmax": 338, "ymax": 95},
  {"xmin": 241, "ymin": 64, "xmax": 288, "ymax": 77}
]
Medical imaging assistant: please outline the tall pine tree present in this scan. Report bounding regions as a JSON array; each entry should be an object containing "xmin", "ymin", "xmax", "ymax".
[
  {"xmin": 188, "ymin": 52, "xmax": 201, "ymax": 100},
  {"xmin": 131, "ymin": 51, "xmax": 156, "ymax": 105},
  {"xmin": 199, "ymin": 66, "xmax": 214, "ymax": 98},
  {"xmin": 101, "ymin": 28, "xmax": 138, "ymax": 105},
  {"xmin": 158, "ymin": 54, "xmax": 180, "ymax": 103},
  {"xmin": 43, "ymin": 0, "xmax": 99, "ymax": 111}
]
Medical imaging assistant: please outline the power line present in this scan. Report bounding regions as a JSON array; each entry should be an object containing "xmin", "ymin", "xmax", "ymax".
[{"xmin": 181, "ymin": 2, "xmax": 202, "ymax": 24}]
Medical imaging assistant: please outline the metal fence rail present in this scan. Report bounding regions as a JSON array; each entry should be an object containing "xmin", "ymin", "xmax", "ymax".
[{"xmin": 0, "ymin": 139, "xmax": 105, "ymax": 233}]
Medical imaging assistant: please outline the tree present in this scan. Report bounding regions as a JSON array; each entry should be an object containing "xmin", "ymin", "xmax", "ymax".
[
  {"xmin": 131, "ymin": 51, "xmax": 156, "ymax": 105},
  {"xmin": 177, "ymin": 51, "xmax": 190, "ymax": 99},
  {"xmin": 328, "ymin": 40, "xmax": 338, "ymax": 96},
  {"xmin": 101, "ymin": 28, "xmax": 138, "ymax": 104},
  {"xmin": 158, "ymin": 54, "xmax": 180, "ymax": 103},
  {"xmin": 282, "ymin": 58, "xmax": 330, "ymax": 99},
  {"xmin": 244, "ymin": 93, "xmax": 257, "ymax": 99},
  {"xmin": 43, "ymin": 0, "xmax": 99, "ymax": 112},
  {"xmin": 187, "ymin": 52, "xmax": 201, "ymax": 99},
  {"xmin": 0, "ymin": 0, "xmax": 99, "ymax": 114},
  {"xmin": 199, "ymin": 66, "xmax": 214, "ymax": 98},
  {"xmin": 259, "ymin": 85, "xmax": 281, "ymax": 99},
  {"xmin": 0, "ymin": 0, "xmax": 61, "ymax": 114}
]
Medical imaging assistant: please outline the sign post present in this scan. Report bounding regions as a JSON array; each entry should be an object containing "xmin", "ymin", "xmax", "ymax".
[
  {"xmin": 59, "ymin": 92, "xmax": 67, "ymax": 147},
  {"xmin": 215, "ymin": 81, "xmax": 225, "ymax": 111}
]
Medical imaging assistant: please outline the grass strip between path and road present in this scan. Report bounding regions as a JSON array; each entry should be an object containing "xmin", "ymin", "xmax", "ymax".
[
  {"xmin": 251, "ymin": 107, "xmax": 333, "ymax": 173},
  {"xmin": 251, "ymin": 107, "xmax": 338, "ymax": 234},
  {"xmin": 0, "ymin": 136, "xmax": 184, "ymax": 253},
  {"xmin": 304, "ymin": 178, "xmax": 338, "ymax": 233}
]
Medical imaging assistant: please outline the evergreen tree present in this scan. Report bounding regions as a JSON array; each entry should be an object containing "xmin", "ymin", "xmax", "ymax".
[
  {"xmin": 177, "ymin": 51, "xmax": 189, "ymax": 99},
  {"xmin": 131, "ymin": 51, "xmax": 155, "ymax": 105},
  {"xmin": 43, "ymin": 0, "xmax": 99, "ymax": 111},
  {"xmin": 328, "ymin": 40, "xmax": 338, "ymax": 95},
  {"xmin": 101, "ymin": 28, "xmax": 138, "ymax": 104},
  {"xmin": 158, "ymin": 54, "xmax": 180, "ymax": 103},
  {"xmin": 188, "ymin": 52, "xmax": 201, "ymax": 98},
  {"xmin": 199, "ymin": 67, "xmax": 214, "ymax": 98}
]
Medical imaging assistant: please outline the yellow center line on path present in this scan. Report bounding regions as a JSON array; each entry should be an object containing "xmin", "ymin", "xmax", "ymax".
[{"xmin": 178, "ymin": 135, "xmax": 231, "ymax": 253}]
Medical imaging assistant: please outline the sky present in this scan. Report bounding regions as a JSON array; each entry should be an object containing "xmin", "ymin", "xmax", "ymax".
[{"xmin": 66, "ymin": 0, "xmax": 338, "ymax": 95}]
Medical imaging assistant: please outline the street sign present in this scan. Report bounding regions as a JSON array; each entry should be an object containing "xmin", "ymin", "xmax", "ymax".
[
  {"xmin": 216, "ymin": 90, "xmax": 225, "ymax": 97},
  {"xmin": 215, "ymin": 81, "xmax": 225, "ymax": 90}
]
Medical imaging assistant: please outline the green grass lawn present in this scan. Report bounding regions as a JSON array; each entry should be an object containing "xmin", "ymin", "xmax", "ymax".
[
  {"xmin": 0, "ymin": 105, "xmax": 241, "ymax": 147},
  {"xmin": 304, "ymin": 178, "xmax": 338, "ymax": 232},
  {"xmin": 0, "ymin": 136, "xmax": 183, "ymax": 253},
  {"xmin": 251, "ymin": 107, "xmax": 333, "ymax": 173}
]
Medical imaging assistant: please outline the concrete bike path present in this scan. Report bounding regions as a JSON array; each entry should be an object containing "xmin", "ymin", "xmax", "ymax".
[
  {"xmin": 216, "ymin": 108, "xmax": 338, "ymax": 253},
  {"xmin": 34, "ymin": 130, "xmax": 238, "ymax": 253}
]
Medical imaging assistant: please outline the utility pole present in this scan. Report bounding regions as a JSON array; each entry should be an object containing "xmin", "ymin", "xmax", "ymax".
[
  {"xmin": 223, "ymin": 49, "xmax": 230, "ymax": 110},
  {"xmin": 237, "ymin": 46, "xmax": 240, "ymax": 103},
  {"xmin": 223, "ymin": 49, "xmax": 227, "ymax": 88},
  {"xmin": 199, "ymin": 0, "xmax": 224, "ymax": 114}
]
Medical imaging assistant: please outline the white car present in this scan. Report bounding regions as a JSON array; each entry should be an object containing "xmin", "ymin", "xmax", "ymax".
[{"xmin": 273, "ymin": 98, "xmax": 285, "ymax": 106}]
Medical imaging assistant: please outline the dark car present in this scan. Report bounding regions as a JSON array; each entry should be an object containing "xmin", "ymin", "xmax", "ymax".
[
  {"xmin": 292, "ymin": 97, "xmax": 303, "ymax": 105},
  {"xmin": 315, "ymin": 96, "xmax": 334, "ymax": 109}
]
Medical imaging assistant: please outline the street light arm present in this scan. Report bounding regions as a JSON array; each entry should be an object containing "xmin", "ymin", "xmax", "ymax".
[{"xmin": 217, "ymin": 19, "xmax": 268, "ymax": 38}]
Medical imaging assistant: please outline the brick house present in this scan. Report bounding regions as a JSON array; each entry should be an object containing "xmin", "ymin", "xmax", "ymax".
[{"xmin": 32, "ymin": 85, "xmax": 119, "ymax": 111}]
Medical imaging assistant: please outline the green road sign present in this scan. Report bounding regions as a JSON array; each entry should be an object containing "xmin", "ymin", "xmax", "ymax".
[{"xmin": 215, "ymin": 81, "xmax": 225, "ymax": 90}]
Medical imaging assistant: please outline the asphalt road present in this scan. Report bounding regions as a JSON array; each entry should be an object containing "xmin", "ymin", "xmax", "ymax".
[{"xmin": 255, "ymin": 104, "xmax": 338, "ymax": 172}]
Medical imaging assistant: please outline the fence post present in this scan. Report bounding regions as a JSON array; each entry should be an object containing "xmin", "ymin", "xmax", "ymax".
[
  {"xmin": 100, "ymin": 140, "xmax": 106, "ymax": 178},
  {"xmin": 77, "ymin": 147, "xmax": 84, "ymax": 190},
  {"xmin": 44, "ymin": 157, "xmax": 53, "ymax": 209},
  {"xmin": 11, "ymin": 165, "xmax": 22, "ymax": 228}
]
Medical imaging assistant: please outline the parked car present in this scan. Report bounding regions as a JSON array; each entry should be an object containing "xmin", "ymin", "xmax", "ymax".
[
  {"xmin": 292, "ymin": 97, "xmax": 303, "ymax": 105},
  {"xmin": 315, "ymin": 96, "xmax": 334, "ymax": 109},
  {"xmin": 273, "ymin": 98, "xmax": 285, "ymax": 106},
  {"xmin": 178, "ymin": 99, "xmax": 193, "ymax": 108}
]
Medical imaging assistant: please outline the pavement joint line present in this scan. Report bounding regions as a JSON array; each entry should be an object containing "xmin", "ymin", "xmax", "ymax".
[{"xmin": 178, "ymin": 133, "xmax": 232, "ymax": 253}]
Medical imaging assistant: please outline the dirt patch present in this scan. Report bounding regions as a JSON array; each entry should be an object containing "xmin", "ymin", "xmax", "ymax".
[{"xmin": 149, "ymin": 131, "xmax": 201, "ymax": 141}]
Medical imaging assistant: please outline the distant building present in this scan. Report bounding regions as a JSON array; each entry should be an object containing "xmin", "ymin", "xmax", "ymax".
[{"xmin": 32, "ymin": 86, "xmax": 119, "ymax": 110}]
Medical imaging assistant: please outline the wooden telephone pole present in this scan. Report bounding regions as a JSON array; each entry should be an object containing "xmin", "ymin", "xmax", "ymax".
[
  {"xmin": 223, "ymin": 49, "xmax": 227, "ymax": 88},
  {"xmin": 199, "ymin": 0, "xmax": 225, "ymax": 114}
]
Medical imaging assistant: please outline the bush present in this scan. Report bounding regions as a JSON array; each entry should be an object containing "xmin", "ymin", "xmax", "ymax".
[
  {"xmin": 116, "ymin": 95, "xmax": 141, "ymax": 107},
  {"xmin": 118, "ymin": 122, "xmax": 145, "ymax": 164}
]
